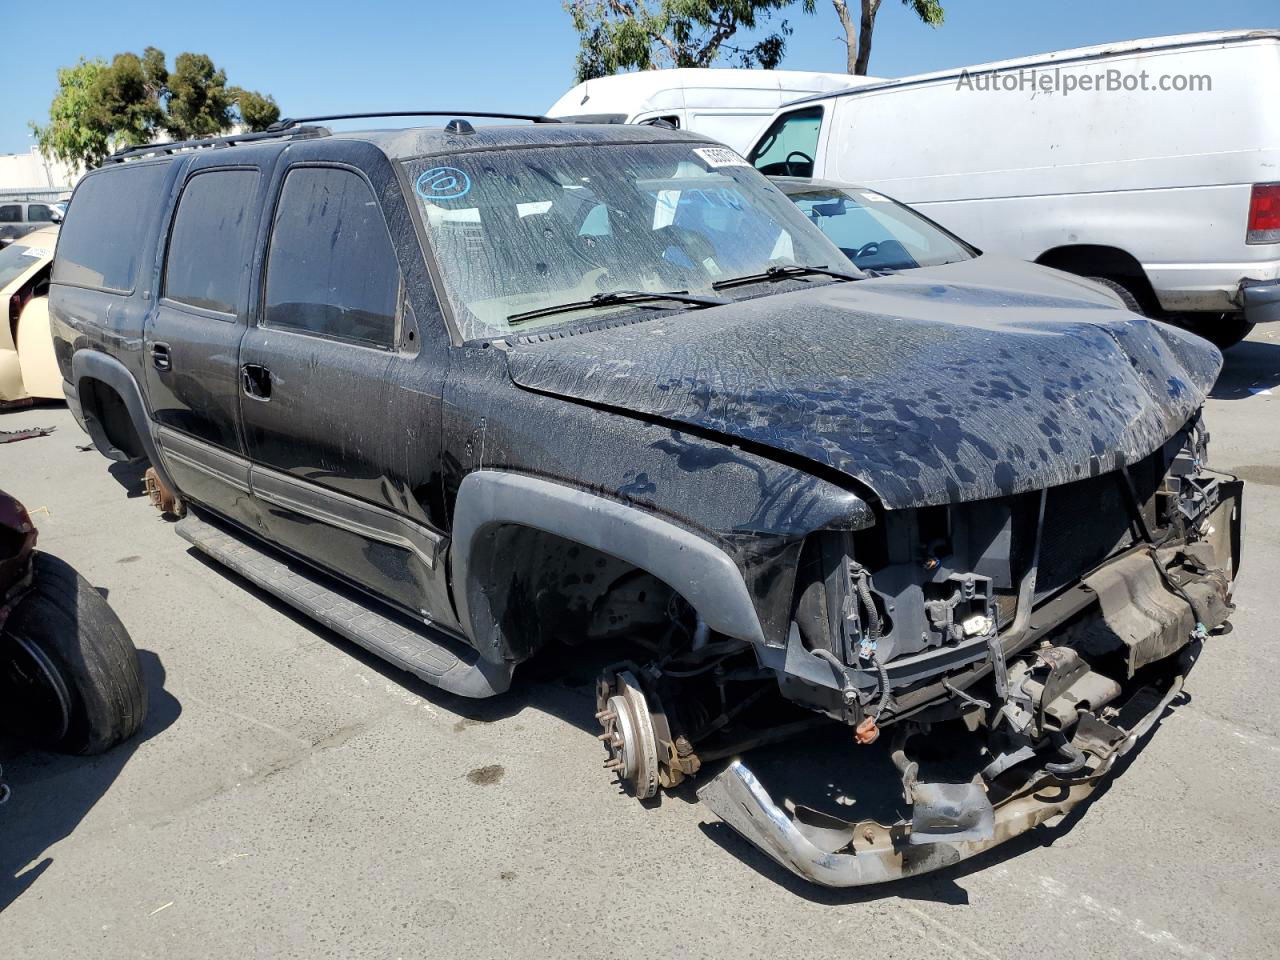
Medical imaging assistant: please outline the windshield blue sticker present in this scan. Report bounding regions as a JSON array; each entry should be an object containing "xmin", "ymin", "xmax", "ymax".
[
  {"xmin": 693, "ymin": 146, "xmax": 749, "ymax": 168},
  {"xmin": 416, "ymin": 166, "xmax": 471, "ymax": 201}
]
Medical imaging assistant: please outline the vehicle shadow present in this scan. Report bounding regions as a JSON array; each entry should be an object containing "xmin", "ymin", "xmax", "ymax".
[
  {"xmin": 105, "ymin": 460, "xmax": 149, "ymax": 499},
  {"xmin": 184, "ymin": 547, "xmax": 612, "ymax": 733},
  {"xmin": 1209, "ymin": 335, "xmax": 1280, "ymax": 400},
  {"xmin": 0, "ymin": 649, "xmax": 182, "ymax": 913}
]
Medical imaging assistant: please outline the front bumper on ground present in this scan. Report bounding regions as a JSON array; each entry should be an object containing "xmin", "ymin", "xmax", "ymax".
[
  {"xmin": 698, "ymin": 657, "xmax": 1190, "ymax": 887},
  {"xmin": 698, "ymin": 478, "xmax": 1242, "ymax": 888},
  {"xmin": 1240, "ymin": 278, "xmax": 1280, "ymax": 324}
]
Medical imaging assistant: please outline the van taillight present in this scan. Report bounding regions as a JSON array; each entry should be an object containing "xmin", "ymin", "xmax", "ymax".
[{"xmin": 1248, "ymin": 183, "xmax": 1280, "ymax": 244}]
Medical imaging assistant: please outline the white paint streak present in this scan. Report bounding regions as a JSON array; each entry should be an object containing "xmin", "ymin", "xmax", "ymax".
[{"xmin": 1036, "ymin": 875, "xmax": 1215, "ymax": 960}]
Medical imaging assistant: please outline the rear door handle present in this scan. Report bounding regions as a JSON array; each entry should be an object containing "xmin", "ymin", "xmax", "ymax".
[
  {"xmin": 150, "ymin": 341, "xmax": 171, "ymax": 370},
  {"xmin": 241, "ymin": 363, "xmax": 272, "ymax": 401}
]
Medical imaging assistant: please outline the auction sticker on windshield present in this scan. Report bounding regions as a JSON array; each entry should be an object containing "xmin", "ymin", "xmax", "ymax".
[{"xmin": 693, "ymin": 147, "xmax": 749, "ymax": 168}]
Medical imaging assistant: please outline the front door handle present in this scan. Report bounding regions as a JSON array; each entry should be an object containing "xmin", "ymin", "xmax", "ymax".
[
  {"xmin": 150, "ymin": 341, "xmax": 171, "ymax": 371},
  {"xmin": 241, "ymin": 363, "xmax": 272, "ymax": 401}
]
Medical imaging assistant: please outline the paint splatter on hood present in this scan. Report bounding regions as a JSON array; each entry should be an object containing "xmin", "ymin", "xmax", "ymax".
[{"xmin": 504, "ymin": 258, "xmax": 1221, "ymax": 509}]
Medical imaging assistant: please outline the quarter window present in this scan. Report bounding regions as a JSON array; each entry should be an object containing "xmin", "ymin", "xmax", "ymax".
[
  {"xmin": 263, "ymin": 167, "xmax": 399, "ymax": 348},
  {"xmin": 163, "ymin": 169, "xmax": 259, "ymax": 314},
  {"xmin": 53, "ymin": 162, "xmax": 170, "ymax": 292}
]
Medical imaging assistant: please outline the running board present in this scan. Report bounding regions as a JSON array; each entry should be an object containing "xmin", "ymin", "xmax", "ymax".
[{"xmin": 175, "ymin": 513, "xmax": 511, "ymax": 698}]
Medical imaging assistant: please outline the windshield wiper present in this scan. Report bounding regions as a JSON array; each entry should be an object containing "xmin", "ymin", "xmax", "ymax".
[
  {"xmin": 507, "ymin": 289, "xmax": 726, "ymax": 327},
  {"xmin": 711, "ymin": 264, "xmax": 863, "ymax": 292}
]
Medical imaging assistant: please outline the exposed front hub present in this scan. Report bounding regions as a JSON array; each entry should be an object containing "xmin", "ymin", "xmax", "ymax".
[{"xmin": 596, "ymin": 669, "xmax": 660, "ymax": 798}]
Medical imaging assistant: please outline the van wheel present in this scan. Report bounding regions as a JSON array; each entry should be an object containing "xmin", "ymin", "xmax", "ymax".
[
  {"xmin": 0, "ymin": 553, "xmax": 147, "ymax": 754},
  {"xmin": 1175, "ymin": 313, "xmax": 1255, "ymax": 351},
  {"xmin": 1087, "ymin": 277, "xmax": 1145, "ymax": 315}
]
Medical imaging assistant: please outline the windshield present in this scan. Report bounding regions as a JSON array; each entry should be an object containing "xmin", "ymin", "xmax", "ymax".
[
  {"xmin": 787, "ymin": 187, "xmax": 976, "ymax": 273},
  {"xmin": 0, "ymin": 241, "xmax": 47, "ymax": 291},
  {"xmin": 404, "ymin": 142, "xmax": 853, "ymax": 338}
]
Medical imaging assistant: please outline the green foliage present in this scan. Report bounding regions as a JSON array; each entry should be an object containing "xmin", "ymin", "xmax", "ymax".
[
  {"xmin": 905, "ymin": 0, "xmax": 944, "ymax": 27},
  {"xmin": 31, "ymin": 49, "xmax": 280, "ymax": 170},
  {"xmin": 231, "ymin": 89, "xmax": 281, "ymax": 132},
  {"xmin": 565, "ymin": 0, "xmax": 817, "ymax": 82},
  {"xmin": 31, "ymin": 58, "xmax": 112, "ymax": 170}
]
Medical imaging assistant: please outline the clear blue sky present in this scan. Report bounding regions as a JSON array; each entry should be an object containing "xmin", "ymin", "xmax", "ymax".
[{"xmin": 5, "ymin": 0, "xmax": 1278, "ymax": 155}]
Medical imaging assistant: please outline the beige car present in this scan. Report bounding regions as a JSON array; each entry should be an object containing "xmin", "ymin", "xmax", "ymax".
[{"xmin": 0, "ymin": 225, "xmax": 59, "ymax": 404}]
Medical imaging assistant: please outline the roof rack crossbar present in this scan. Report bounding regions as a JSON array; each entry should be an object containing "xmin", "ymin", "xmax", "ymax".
[
  {"xmin": 102, "ymin": 125, "xmax": 330, "ymax": 164},
  {"xmin": 267, "ymin": 111, "xmax": 560, "ymax": 130}
]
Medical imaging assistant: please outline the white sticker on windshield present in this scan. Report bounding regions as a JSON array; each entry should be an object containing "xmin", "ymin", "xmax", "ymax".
[
  {"xmin": 693, "ymin": 147, "xmax": 749, "ymax": 168},
  {"xmin": 20, "ymin": 247, "xmax": 45, "ymax": 258},
  {"xmin": 859, "ymin": 191, "xmax": 891, "ymax": 203}
]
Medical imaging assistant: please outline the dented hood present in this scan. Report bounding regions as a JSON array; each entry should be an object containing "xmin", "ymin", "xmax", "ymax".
[{"xmin": 504, "ymin": 257, "xmax": 1222, "ymax": 509}]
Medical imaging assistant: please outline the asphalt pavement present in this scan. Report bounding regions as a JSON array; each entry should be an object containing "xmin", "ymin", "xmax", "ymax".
[{"xmin": 1, "ymin": 325, "xmax": 1278, "ymax": 959}]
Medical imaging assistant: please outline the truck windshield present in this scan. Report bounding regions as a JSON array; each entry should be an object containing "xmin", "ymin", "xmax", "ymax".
[
  {"xmin": 786, "ymin": 186, "xmax": 977, "ymax": 273},
  {"xmin": 404, "ymin": 142, "xmax": 851, "ymax": 339}
]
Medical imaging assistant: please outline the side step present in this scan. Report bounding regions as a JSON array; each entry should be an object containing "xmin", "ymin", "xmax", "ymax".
[{"xmin": 175, "ymin": 512, "xmax": 511, "ymax": 698}]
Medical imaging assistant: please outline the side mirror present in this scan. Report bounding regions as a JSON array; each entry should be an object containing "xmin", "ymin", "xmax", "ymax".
[{"xmin": 50, "ymin": 212, "xmax": 63, "ymax": 223}]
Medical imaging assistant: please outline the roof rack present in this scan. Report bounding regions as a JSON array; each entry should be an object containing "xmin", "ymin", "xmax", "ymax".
[
  {"xmin": 102, "ymin": 125, "xmax": 330, "ymax": 164},
  {"xmin": 267, "ymin": 110, "xmax": 560, "ymax": 130}
]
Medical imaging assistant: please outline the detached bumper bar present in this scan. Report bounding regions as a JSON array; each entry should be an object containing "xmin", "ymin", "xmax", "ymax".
[
  {"xmin": 1240, "ymin": 278, "xmax": 1280, "ymax": 325},
  {"xmin": 698, "ymin": 657, "xmax": 1190, "ymax": 888}
]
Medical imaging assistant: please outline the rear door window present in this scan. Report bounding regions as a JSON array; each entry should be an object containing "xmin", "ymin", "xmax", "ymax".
[
  {"xmin": 263, "ymin": 167, "xmax": 400, "ymax": 348},
  {"xmin": 748, "ymin": 107, "xmax": 823, "ymax": 177},
  {"xmin": 53, "ymin": 162, "xmax": 170, "ymax": 293},
  {"xmin": 163, "ymin": 169, "xmax": 259, "ymax": 315},
  {"xmin": 0, "ymin": 205, "xmax": 20, "ymax": 223}
]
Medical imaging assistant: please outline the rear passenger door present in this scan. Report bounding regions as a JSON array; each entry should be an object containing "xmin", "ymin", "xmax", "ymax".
[
  {"xmin": 144, "ymin": 162, "xmax": 265, "ymax": 530},
  {"xmin": 238, "ymin": 161, "xmax": 453, "ymax": 626}
]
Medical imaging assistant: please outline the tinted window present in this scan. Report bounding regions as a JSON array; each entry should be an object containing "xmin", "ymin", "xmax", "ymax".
[
  {"xmin": 53, "ymin": 162, "xmax": 170, "ymax": 292},
  {"xmin": 748, "ymin": 107, "xmax": 823, "ymax": 177},
  {"xmin": 788, "ymin": 187, "xmax": 975, "ymax": 272},
  {"xmin": 0, "ymin": 205, "xmax": 19, "ymax": 223},
  {"xmin": 163, "ymin": 169, "xmax": 259, "ymax": 314},
  {"xmin": 27, "ymin": 204, "xmax": 55, "ymax": 223},
  {"xmin": 264, "ymin": 167, "xmax": 399, "ymax": 348}
]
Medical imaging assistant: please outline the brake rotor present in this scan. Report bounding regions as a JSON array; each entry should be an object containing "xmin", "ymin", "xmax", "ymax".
[{"xmin": 596, "ymin": 669, "xmax": 660, "ymax": 799}]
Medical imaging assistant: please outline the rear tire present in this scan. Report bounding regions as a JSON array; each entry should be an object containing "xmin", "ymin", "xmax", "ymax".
[
  {"xmin": 0, "ymin": 552, "xmax": 146, "ymax": 754},
  {"xmin": 1174, "ymin": 313, "xmax": 1255, "ymax": 351},
  {"xmin": 1087, "ymin": 276, "xmax": 1145, "ymax": 315}
]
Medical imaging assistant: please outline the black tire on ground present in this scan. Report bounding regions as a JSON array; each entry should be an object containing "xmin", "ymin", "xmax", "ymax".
[
  {"xmin": 1, "ymin": 552, "xmax": 147, "ymax": 754},
  {"xmin": 1087, "ymin": 276, "xmax": 1145, "ymax": 315},
  {"xmin": 1174, "ymin": 313, "xmax": 1256, "ymax": 352}
]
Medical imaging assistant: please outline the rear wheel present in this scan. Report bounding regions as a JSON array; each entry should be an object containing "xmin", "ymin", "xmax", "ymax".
[
  {"xmin": 0, "ymin": 552, "xmax": 146, "ymax": 754},
  {"xmin": 1173, "ymin": 313, "xmax": 1255, "ymax": 351},
  {"xmin": 1087, "ymin": 276, "xmax": 1145, "ymax": 315}
]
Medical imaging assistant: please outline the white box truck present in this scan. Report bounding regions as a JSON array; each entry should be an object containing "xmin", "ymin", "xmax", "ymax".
[
  {"xmin": 745, "ymin": 30, "xmax": 1280, "ymax": 348},
  {"xmin": 545, "ymin": 68, "xmax": 875, "ymax": 154}
]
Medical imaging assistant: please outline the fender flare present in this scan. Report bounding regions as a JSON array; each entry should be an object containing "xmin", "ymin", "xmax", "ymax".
[
  {"xmin": 451, "ymin": 470, "xmax": 768, "ymax": 664},
  {"xmin": 70, "ymin": 350, "xmax": 179, "ymax": 496}
]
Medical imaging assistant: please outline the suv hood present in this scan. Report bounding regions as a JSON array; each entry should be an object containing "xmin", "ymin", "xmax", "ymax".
[{"xmin": 504, "ymin": 257, "xmax": 1222, "ymax": 510}]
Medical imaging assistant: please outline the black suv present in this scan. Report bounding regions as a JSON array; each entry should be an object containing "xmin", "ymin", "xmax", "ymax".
[{"xmin": 49, "ymin": 114, "xmax": 1242, "ymax": 887}]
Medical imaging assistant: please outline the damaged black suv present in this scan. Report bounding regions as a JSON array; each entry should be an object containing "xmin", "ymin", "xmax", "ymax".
[{"xmin": 50, "ymin": 114, "xmax": 1243, "ymax": 888}]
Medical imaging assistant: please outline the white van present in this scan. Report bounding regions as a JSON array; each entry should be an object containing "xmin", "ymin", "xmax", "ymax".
[
  {"xmin": 745, "ymin": 30, "xmax": 1280, "ymax": 348},
  {"xmin": 545, "ymin": 68, "xmax": 873, "ymax": 154}
]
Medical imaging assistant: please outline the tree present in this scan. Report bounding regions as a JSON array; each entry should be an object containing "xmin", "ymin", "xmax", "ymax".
[
  {"xmin": 830, "ymin": 0, "xmax": 943, "ymax": 75},
  {"xmin": 31, "ymin": 58, "xmax": 112, "ymax": 170},
  {"xmin": 32, "ymin": 49, "xmax": 280, "ymax": 171},
  {"xmin": 565, "ymin": 0, "xmax": 817, "ymax": 82}
]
